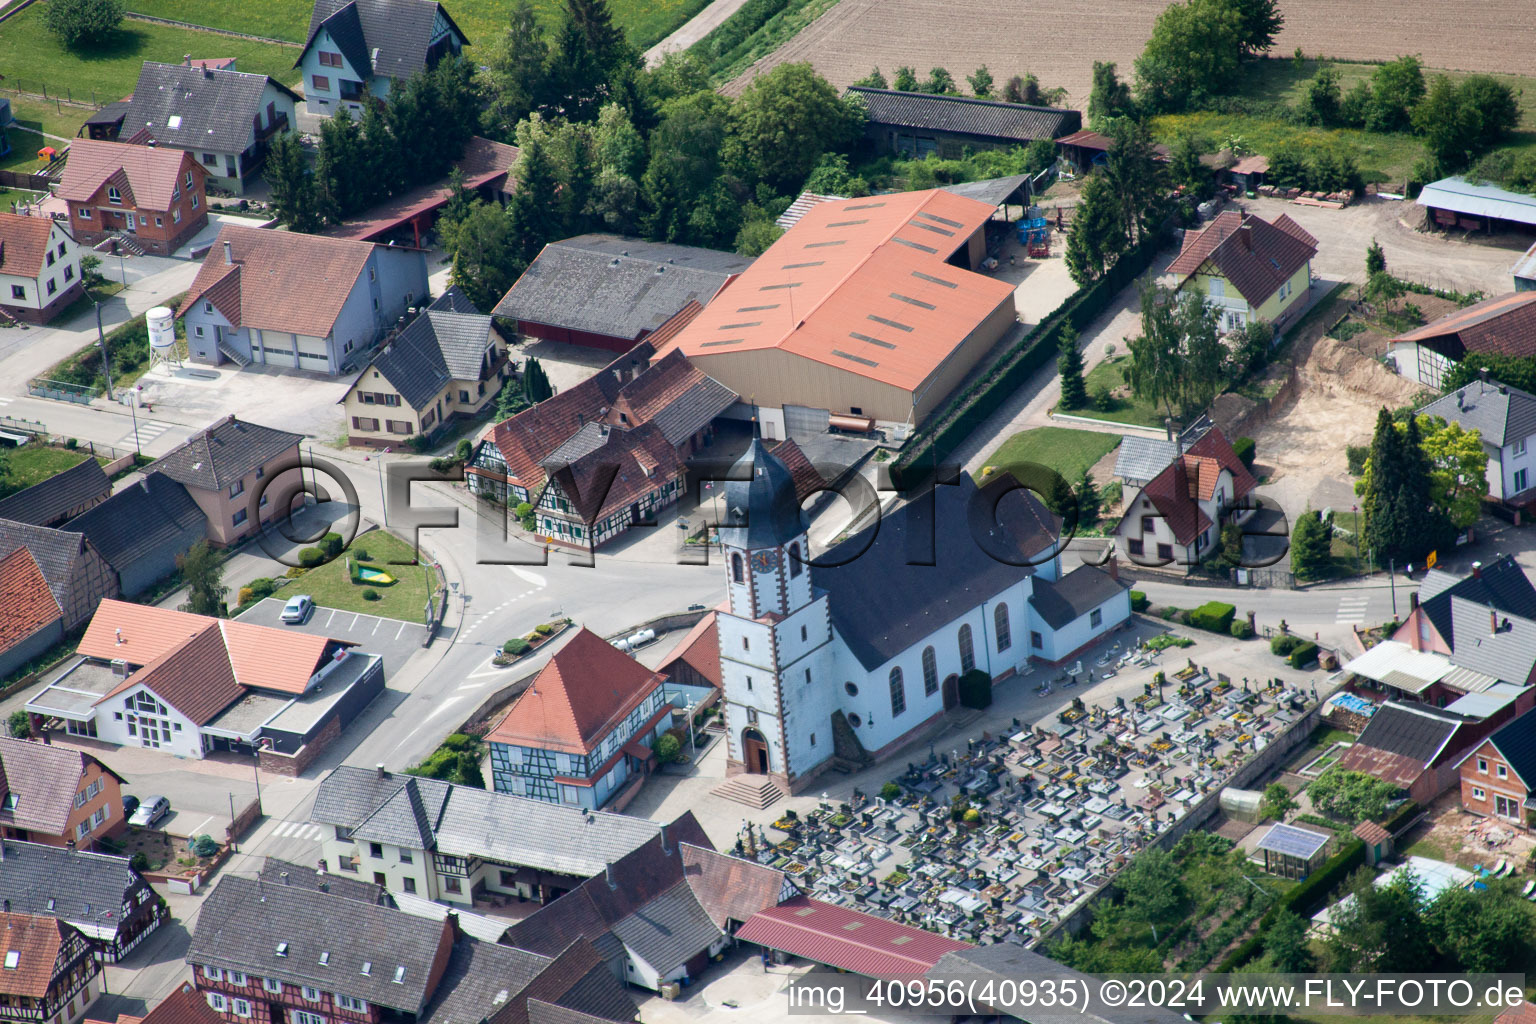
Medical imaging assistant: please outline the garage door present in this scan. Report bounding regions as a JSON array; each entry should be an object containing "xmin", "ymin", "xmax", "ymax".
[{"xmin": 783, "ymin": 404, "xmax": 830, "ymax": 439}]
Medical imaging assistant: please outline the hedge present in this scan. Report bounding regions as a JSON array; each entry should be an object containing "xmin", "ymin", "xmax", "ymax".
[
  {"xmin": 321, "ymin": 532, "xmax": 344, "ymax": 558},
  {"xmin": 1288, "ymin": 641, "xmax": 1319, "ymax": 668},
  {"xmin": 298, "ymin": 547, "xmax": 326, "ymax": 568},
  {"xmin": 1185, "ymin": 601, "xmax": 1236, "ymax": 633},
  {"xmin": 1213, "ymin": 838, "xmax": 1365, "ymax": 972},
  {"xmin": 1380, "ymin": 800, "xmax": 1422, "ymax": 835},
  {"xmin": 1130, "ymin": 590, "xmax": 1150, "ymax": 612},
  {"xmin": 1230, "ymin": 619, "xmax": 1255, "ymax": 639},
  {"xmin": 1271, "ymin": 635, "xmax": 1302, "ymax": 656},
  {"xmin": 957, "ymin": 669, "xmax": 993, "ymax": 710},
  {"xmin": 1233, "ymin": 436, "xmax": 1257, "ymax": 469},
  {"xmin": 893, "ymin": 230, "xmax": 1168, "ymax": 486}
]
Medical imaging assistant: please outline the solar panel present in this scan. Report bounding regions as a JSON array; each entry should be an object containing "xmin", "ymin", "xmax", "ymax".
[
  {"xmin": 781, "ymin": 261, "xmax": 825, "ymax": 269},
  {"xmin": 915, "ymin": 211, "xmax": 965, "ymax": 228},
  {"xmin": 827, "ymin": 220, "xmax": 869, "ymax": 228},
  {"xmin": 804, "ymin": 240, "xmax": 846, "ymax": 248},
  {"xmin": 891, "ymin": 237, "xmax": 938, "ymax": 254},
  {"xmin": 911, "ymin": 221, "xmax": 957, "ymax": 237},
  {"xmin": 736, "ymin": 304, "xmax": 779, "ymax": 312},
  {"xmin": 760, "ymin": 283, "xmax": 802, "ymax": 291}
]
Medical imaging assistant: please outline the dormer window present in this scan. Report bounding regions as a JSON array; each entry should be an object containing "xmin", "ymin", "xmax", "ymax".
[
  {"xmin": 3, "ymin": 952, "xmax": 17, "ymax": 969},
  {"xmin": 275, "ymin": 942, "xmax": 289, "ymax": 957},
  {"xmin": 360, "ymin": 962, "xmax": 371, "ymax": 977},
  {"xmin": 107, "ymin": 187, "xmax": 122, "ymax": 205},
  {"xmin": 392, "ymin": 966, "xmax": 405, "ymax": 984}
]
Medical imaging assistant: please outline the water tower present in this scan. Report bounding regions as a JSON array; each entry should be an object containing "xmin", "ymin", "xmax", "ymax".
[{"xmin": 146, "ymin": 306, "xmax": 180, "ymax": 374}]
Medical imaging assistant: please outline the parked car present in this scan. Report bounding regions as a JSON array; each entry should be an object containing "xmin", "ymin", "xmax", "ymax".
[
  {"xmin": 128, "ymin": 795, "xmax": 170, "ymax": 828},
  {"xmin": 121, "ymin": 794, "xmax": 140, "ymax": 819},
  {"xmin": 280, "ymin": 595, "xmax": 314, "ymax": 624}
]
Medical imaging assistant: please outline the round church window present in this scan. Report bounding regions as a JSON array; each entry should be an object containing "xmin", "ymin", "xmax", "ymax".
[
  {"xmin": 848, "ymin": 713, "xmax": 863, "ymax": 728},
  {"xmin": 844, "ymin": 682, "xmax": 859, "ymax": 696}
]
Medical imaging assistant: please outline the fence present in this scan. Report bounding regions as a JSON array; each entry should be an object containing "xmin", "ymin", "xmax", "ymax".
[
  {"xmin": 28, "ymin": 377, "xmax": 97, "ymax": 404},
  {"xmin": 0, "ymin": 170, "xmax": 52, "ymax": 191},
  {"xmin": 0, "ymin": 414, "xmax": 45, "ymax": 436}
]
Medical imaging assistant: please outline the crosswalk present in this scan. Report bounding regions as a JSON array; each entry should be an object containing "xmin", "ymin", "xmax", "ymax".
[
  {"xmin": 270, "ymin": 820, "xmax": 323, "ymax": 841},
  {"xmin": 1336, "ymin": 595, "xmax": 1371, "ymax": 624},
  {"xmin": 119, "ymin": 419, "xmax": 175, "ymax": 446}
]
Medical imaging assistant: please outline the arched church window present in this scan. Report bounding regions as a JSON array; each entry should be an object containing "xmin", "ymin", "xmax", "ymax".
[
  {"xmin": 995, "ymin": 604, "xmax": 1012, "ymax": 652},
  {"xmin": 889, "ymin": 667, "xmax": 906, "ymax": 717},
  {"xmin": 958, "ymin": 624, "xmax": 975, "ymax": 673},
  {"xmin": 922, "ymin": 647, "xmax": 938, "ymax": 696},
  {"xmin": 731, "ymin": 553, "xmax": 744, "ymax": 583}
]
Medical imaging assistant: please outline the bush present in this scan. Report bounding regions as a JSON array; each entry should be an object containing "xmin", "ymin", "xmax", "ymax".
[
  {"xmin": 503, "ymin": 638, "xmax": 530, "ymax": 656},
  {"xmin": 285, "ymin": 566, "xmax": 307, "ymax": 579},
  {"xmin": 441, "ymin": 733, "xmax": 480, "ymax": 753},
  {"xmin": 43, "ymin": 0, "xmax": 124, "ymax": 48},
  {"xmin": 65, "ymin": 438, "xmax": 78, "ymax": 450},
  {"xmin": 190, "ymin": 834, "xmax": 219, "ymax": 857},
  {"xmin": 237, "ymin": 586, "xmax": 255, "ymax": 606},
  {"xmin": 361, "ymin": 588, "xmax": 380, "ymax": 602},
  {"xmin": 1186, "ymin": 601, "xmax": 1236, "ymax": 633},
  {"xmin": 297, "ymin": 547, "xmax": 326, "ymax": 568},
  {"xmin": 957, "ymin": 669, "xmax": 993, "ymax": 710},
  {"xmin": 322, "ymin": 533, "xmax": 344, "ymax": 558},
  {"xmin": 962, "ymin": 808, "xmax": 982, "ymax": 825},
  {"xmin": 247, "ymin": 578, "xmax": 276, "ymax": 600},
  {"xmin": 1130, "ymin": 590, "xmax": 1150, "ymax": 612},
  {"xmin": 351, "ymin": 547, "xmax": 370, "ymax": 562},
  {"xmin": 1232, "ymin": 436, "xmax": 1256, "ymax": 469},
  {"xmin": 1161, "ymin": 606, "xmax": 1181, "ymax": 621},
  {"xmin": 129, "ymin": 851, "xmax": 149, "ymax": 873},
  {"xmin": 535, "ymin": 623, "xmax": 555, "ymax": 636},
  {"xmin": 7, "ymin": 710, "xmax": 29, "ymax": 739},
  {"xmin": 1287, "ymin": 641, "xmax": 1319, "ymax": 668},
  {"xmin": 1380, "ymin": 800, "xmax": 1421, "ymax": 835},
  {"xmin": 653, "ymin": 733, "xmax": 682, "ymax": 764},
  {"xmin": 1271, "ymin": 635, "xmax": 1302, "ymax": 656},
  {"xmin": 1345, "ymin": 445, "xmax": 1369, "ymax": 475},
  {"xmin": 879, "ymin": 781, "xmax": 902, "ymax": 801},
  {"xmin": 1230, "ymin": 619, "xmax": 1256, "ymax": 639}
]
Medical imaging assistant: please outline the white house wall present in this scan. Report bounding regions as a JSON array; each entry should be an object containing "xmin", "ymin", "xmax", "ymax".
[{"xmin": 92, "ymin": 683, "xmax": 206, "ymax": 759}]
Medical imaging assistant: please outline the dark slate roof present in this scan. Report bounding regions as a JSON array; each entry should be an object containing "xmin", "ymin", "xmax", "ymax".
[
  {"xmin": 61, "ymin": 474, "xmax": 204, "ymax": 573},
  {"xmin": 311, "ymin": 766, "xmax": 450, "ymax": 836},
  {"xmin": 258, "ymin": 859, "xmax": 391, "ymax": 906},
  {"xmin": 607, "ymin": 881, "xmax": 721, "ymax": 976},
  {"xmin": 525, "ymin": 997, "xmax": 633, "ymax": 1024},
  {"xmin": 428, "ymin": 285, "xmax": 481, "ymax": 316},
  {"xmin": 147, "ymin": 417, "xmax": 303, "ymax": 492},
  {"xmin": 349, "ymin": 776, "xmax": 437, "ymax": 849},
  {"xmin": 364, "ymin": 309, "xmax": 496, "ymax": 411},
  {"xmin": 0, "ymin": 521, "xmax": 94, "ymax": 615},
  {"xmin": 0, "ymin": 839, "xmax": 148, "ymax": 930},
  {"xmin": 719, "ymin": 438, "xmax": 808, "ymax": 550},
  {"xmin": 1350, "ymin": 701, "xmax": 1467, "ymax": 765},
  {"xmin": 493, "ymin": 234, "xmax": 752, "ymax": 344},
  {"xmin": 1418, "ymin": 379, "xmax": 1536, "ymax": 448},
  {"xmin": 125, "ymin": 62, "xmax": 299, "ymax": 155},
  {"xmin": 0, "ymin": 460, "xmax": 109, "ymax": 528},
  {"xmin": 84, "ymin": 101, "xmax": 130, "ymax": 128},
  {"xmin": 420, "ymin": 937, "xmax": 549, "ymax": 1024},
  {"xmin": 1484, "ymin": 711, "xmax": 1536, "ymax": 789},
  {"xmin": 1113, "ymin": 435, "xmax": 1178, "ymax": 483},
  {"xmin": 1447, "ymin": 595, "xmax": 1536, "ymax": 683},
  {"xmin": 1416, "ymin": 555, "xmax": 1536, "ymax": 652},
  {"xmin": 187, "ymin": 874, "xmax": 448, "ymax": 1014},
  {"xmin": 812, "ymin": 472, "xmax": 1059, "ymax": 670},
  {"xmin": 530, "ymin": 965, "xmax": 638, "ymax": 1024},
  {"xmin": 1028, "ymin": 565, "xmax": 1130, "ymax": 631},
  {"xmin": 302, "ymin": 0, "xmax": 467, "ymax": 82},
  {"xmin": 845, "ymin": 87, "xmax": 1081, "ymax": 143}
]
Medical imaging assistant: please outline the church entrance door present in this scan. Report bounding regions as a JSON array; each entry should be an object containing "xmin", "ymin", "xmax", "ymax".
[
  {"xmin": 942, "ymin": 674, "xmax": 959, "ymax": 711},
  {"xmin": 742, "ymin": 728, "xmax": 769, "ymax": 773}
]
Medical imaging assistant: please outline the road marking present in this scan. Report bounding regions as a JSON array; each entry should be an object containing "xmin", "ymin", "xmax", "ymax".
[
  {"xmin": 271, "ymin": 820, "xmax": 322, "ymax": 840},
  {"xmin": 188, "ymin": 815, "xmax": 216, "ymax": 838},
  {"xmin": 372, "ymin": 617, "xmax": 382, "ymax": 634},
  {"xmin": 350, "ymin": 613, "xmax": 360, "ymax": 630},
  {"xmin": 1336, "ymin": 596, "xmax": 1370, "ymax": 623},
  {"xmin": 325, "ymin": 609, "xmax": 337, "ymax": 628},
  {"xmin": 396, "ymin": 622, "xmax": 407, "ymax": 640},
  {"xmin": 510, "ymin": 567, "xmax": 546, "ymax": 588},
  {"xmin": 121, "ymin": 419, "xmax": 175, "ymax": 445}
]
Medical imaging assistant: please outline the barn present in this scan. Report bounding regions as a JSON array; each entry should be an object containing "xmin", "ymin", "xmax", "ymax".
[
  {"xmin": 846, "ymin": 87, "xmax": 1080, "ymax": 160},
  {"xmin": 1418, "ymin": 176, "xmax": 1536, "ymax": 236}
]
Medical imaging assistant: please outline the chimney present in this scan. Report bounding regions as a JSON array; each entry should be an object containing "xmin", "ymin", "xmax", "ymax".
[
  {"xmin": 1409, "ymin": 591, "xmax": 1419, "ymax": 612},
  {"xmin": 1481, "ymin": 367, "xmax": 1491, "ymax": 388},
  {"xmin": 1472, "ymin": 561, "xmax": 1483, "ymax": 578},
  {"xmin": 376, "ymin": 763, "xmax": 387, "ymax": 780},
  {"xmin": 605, "ymin": 863, "xmax": 617, "ymax": 890},
  {"xmin": 1164, "ymin": 417, "xmax": 1174, "ymax": 443},
  {"xmin": 1492, "ymin": 607, "xmax": 1500, "ymax": 636},
  {"xmin": 204, "ymin": 66, "xmax": 214, "ymax": 79},
  {"xmin": 115, "ymin": 628, "xmax": 123, "ymax": 645},
  {"xmin": 445, "ymin": 911, "xmax": 461, "ymax": 940},
  {"xmin": 66, "ymin": 840, "xmax": 75, "ymax": 854},
  {"xmin": 223, "ymin": 240, "xmax": 233, "ymax": 265},
  {"xmin": 659, "ymin": 823, "xmax": 669, "ymax": 855},
  {"xmin": 1237, "ymin": 223, "xmax": 1252, "ymax": 250},
  {"xmin": 280, "ymin": 872, "xmax": 290, "ymax": 885},
  {"xmin": 1106, "ymin": 551, "xmax": 1119, "ymax": 581},
  {"xmin": 184, "ymin": 54, "xmax": 191, "ymax": 66}
]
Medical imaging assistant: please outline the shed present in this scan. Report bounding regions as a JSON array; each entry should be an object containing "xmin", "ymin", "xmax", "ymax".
[
  {"xmin": 1229, "ymin": 154, "xmax": 1269, "ymax": 193},
  {"xmin": 1418, "ymin": 177, "xmax": 1536, "ymax": 234},
  {"xmin": 1254, "ymin": 822, "xmax": 1332, "ymax": 879},
  {"xmin": 1353, "ymin": 819, "xmax": 1393, "ymax": 865},
  {"xmin": 846, "ymin": 87, "xmax": 1080, "ymax": 160}
]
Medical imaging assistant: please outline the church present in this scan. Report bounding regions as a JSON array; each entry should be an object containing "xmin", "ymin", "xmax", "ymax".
[{"xmin": 717, "ymin": 440, "xmax": 1133, "ymax": 792}]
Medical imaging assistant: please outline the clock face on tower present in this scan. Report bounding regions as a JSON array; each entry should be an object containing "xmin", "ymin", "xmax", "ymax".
[{"xmin": 751, "ymin": 550, "xmax": 779, "ymax": 574}]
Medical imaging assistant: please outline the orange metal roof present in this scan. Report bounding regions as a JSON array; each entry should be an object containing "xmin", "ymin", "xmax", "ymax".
[{"xmin": 654, "ymin": 189, "xmax": 1015, "ymax": 393}]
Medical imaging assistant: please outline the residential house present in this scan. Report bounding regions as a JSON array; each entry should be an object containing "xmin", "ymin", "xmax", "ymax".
[
  {"xmin": 24, "ymin": 600, "xmax": 381, "ymax": 761},
  {"xmin": 1335, "ymin": 701, "xmax": 1484, "ymax": 805},
  {"xmin": 1397, "ymin": 555, "xmax": 1536, "ymax": 667},
  {"xmin": 123, "ymin": 60, "xmax": 299, "ymax": 194},
  {"xmin": 1419, "ymin": 378, "xmax": 1536, "ymax": 511},
  {"xmin": 143, "ymin": 416, "xmax": 303, "ymax": 546},
  {"xmin": 486, "ymin": 628, "xmax": 673, "ymax": 810},
  {"xmin": 87, "ymin": 982, "xmax": 227, "ymax": 1024},
  {"xmin": 467, "ymin": 344, "xmax": 738, "ymax": 549},
  {"xmin": 0, "ymin": 839, "xmax": 166, "ymax": 962},
  {"xmin": 179, "ymin": 228, "xmax": 429, "ymax": 375},
  {"xmin": 506, "ymin": 820, "xmax": 728, "ymax": 992},
  {"xmin": 0, "ymin": 522, "xmax": 116, "ymax": 630},
  {"xmin": 61, "ymin": 475, "xmax": 206, "ymax": 597},
  {"xmin": 295, "ymin": 0, "xmax": 468, "ymax": 119},
  {"xmin": 0, "ymin": 736, "xmax": 124, "ymax": 850},
  {"xmin": 1168, "ymin": 210, "xmax": 1318, "ymax": 334},
  {"xmin": 0, "ymin": 213, "xmax": 84, "ymax": 325},
  {"xmin": 1458, "ymin": 712, "xmax": 1536, "ymax": 829},
  {"xmin": 1111, "ymin": 417, "xmax": 1215, "ymax": 489},
  {"xmin": 845, "ymin": 87, "xmax": 1080, "ymax": 159},
  {"xmin": 0, "ymin": 548, "xmax": 64, "ymax": 683},
  {"xmin": 188, "ymin": 874, "xmax": 638, "ymax": 1024},
  {"xmin": 0, "ymin": 461, "xmax": 110, "ymax": 528},
  {"xmin": 57, "ymin": 139, "xmax": 207, "ymax": 256},
  {"xmin": 1114, "ymin": 425, "xmax": 1258, "ymax": 568},
  {"xmin": 1389, "ymin": 292, "xmax": 1536, "ymax": 388},
  {"xmin": 492, "ymin": 235, "xmax": 753, "ymax": 353},
  {"xmin": 256, "ymin": 859, "xmax": 389, "ymax": 907},
  {"xmin": 340, "ymin": 290, "xmax": 509, "ymax": 448},
  {"xmin": 310, "ymin": 764, "xmax": 686, "ymax": 905},
  {"xmin": 0, "ymin": 914, "xmax": 100, "ymax": 1024}
]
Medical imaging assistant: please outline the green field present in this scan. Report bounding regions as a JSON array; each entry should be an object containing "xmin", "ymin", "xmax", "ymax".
[
  {"xmin": 289, "ymin": 529, "xmax": 436, "ymax": 621},
  {"xmin": 981, "ymin": 427, "xmax": 1120, "ymax": 486},
  {"xmin": 0, "ymin": 5, "xmax": 302, "ymax": 115},
  {"xmin": 125, "ymin": 0, "xmax": 710, "ymax": 52},
  {"xmin": 1072, "ymin": 355, "xmax": 1167, "ymax": 428}
]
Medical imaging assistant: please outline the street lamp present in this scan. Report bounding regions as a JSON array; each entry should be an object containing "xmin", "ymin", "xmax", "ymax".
[
  {"xmin": 253, "ymin": 737, "xmax": 272, "ymax": 814},
  {"xmin": 363, "ymin": 447, "xmax": 391, "ymax": 525}
]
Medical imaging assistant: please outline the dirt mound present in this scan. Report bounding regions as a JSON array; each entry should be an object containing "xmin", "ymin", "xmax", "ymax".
[{"xmin": 1298, "ymin": 335, "xmax": 1424, "ymax": 407}]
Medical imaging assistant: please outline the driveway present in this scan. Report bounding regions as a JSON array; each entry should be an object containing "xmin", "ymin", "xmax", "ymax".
[{"xmin": 238, "ymin": 597, "xmax": 430, "ymax": 677}]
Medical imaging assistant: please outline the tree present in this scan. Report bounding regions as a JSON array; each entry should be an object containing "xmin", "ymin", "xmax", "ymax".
[
  {"xmin": 1261, "ymin": 781, "xmax": 1297, "ymax": 821},
  {"xmin": 1057, "ymin": 322, "xmax": 1088, "ymax": 409},
  {"xmin": 265, "ymin": 134, "xmax": 324, "ymax": 234},
  {"xmin": 735, "ymin": 217, "xmax": 783, "ymax": 256},
  {"xmin": 1102, "ymin": 118, "xmax": 1165, "ymax": 246},
  {"xmin": 43, "ymin": 0, "xmax": 122, "ymax": 47},
  {"xmin": 892, "ymin": 66, "xmax": 919, "ymax": 92},
  {"xmin": 1230, "ymin": 0, "xmax": 1283, "ymax": 57},
  {"xmin": 1454, "ymin": 75, "xmax": 1521, "ymax": 155},
  {"xmin": 1134, "ymin": 0, "xmax": 1245, "ymax": 113},
  {"xmin": 1168, "ymin": 134, "xmax": 1209, "ymax": 197},
  {"xmin": 455, "ymin": 751, "xmax": 486, "ymax": 787},
  {"xmin": 1417, "ymin": 414, "xmax": 1489, "ymax": 530},
  {"xmin": 508, "ymin": 135, "xmax": 562, "ymax": 266},
  {"xmin": 1308, "ymin": 765, "xmax": 1399, "ymax": 824},
  {"xmin": 1414, "ymin": 74, "xmax": 1521, "ymax": 175},
  {"xmin": 1265, "ymin": 145, "xmax": 1308, "ymax": 188},
  {"xmin": 1075, "ymin": 473, "xmax": 1101, "ymax": 527},
  {"xmin": 1290, "ymin": 509, "xmax": 1332, "ymax": 580},
  {"xmin": 1326, "ymin": 867, "xmax": 1435, "ymax": 972},
  {"xmin": 314, "ymin": 112, "xmax": 371, "ymax": 222},
  {"xmin": 435, "ymin": 166, "xmax": 477, "ymax": 254},
  {"xmin": 447, "ymin": 201, "xmax": 520, "ymax": 312},
  {"xmin": 1299, "ymin": 66, "xmax": 1341, "ymax": 126},
  {"xmin": 1358, "ymin": 408, "xmax": 1420, "ymax": 565},
  {"xmin": 727, "ymin": 63, "xmax": 862, "ymax": 193},
  {"xmin": 966, "ymin": 65, "xmax": 994, "ymax": 98},
  {"xmin": 1064, "ymin": 173, "xmax": 1121, "ymax": 285},
  {"xmin": 1115, "ymin": 848, "xmax": 1184, "ymax": 943},
  {"xmin": 1087, "ymin": 62, "xmax": 1134, "ymax": 128},
  {"xmin": 1367, "ymin": 55, "xmax": 1425, "ymax": 133},
  {"xmin": 1044, "ymin": 474, "xmax": 1078, "ymax": 530},
  {"xmin": 1426, "ymin": 884, "xmax": 1532, "ymax": 973},
  {"xmin": 479, "ymin": 0, "xmax": 550, "ymax": 139},
  {"xmin": 1264, "ymin": 910, "xmax": 1314, "ymax": 972},
  {"xmin": 1413, "ymin": 74, "xmax": 1465, "ymax": 177},
  {"xmin": 653, "ymin": 732, "xmax": 682, "ymax": 764},
  {"xmin": 6, "ymin": 710, "xmax": 29, "ymax": 740},
  {"xmin": 1365, "ymin": 238, "xmax": 1387, "ymax": 277},
  {"xmin": 851, "ymin": 67, "xmax": 888, "ymax": 89},
  {"xmin": 641, "ymin": 91, "xmax": 732, "ymax": 243},
  {"xmin": 1340, "ymin": 79, "xmax": 1374, "ymax": 127},
  {"xmin": 803, "ymin": 153, "xmax": 869, "ymax": 197},
  {"xmin": 922, "ymin": 67, "xmax": 957, "ymax": 95},
  {"xmin": 177, "ymin": 541, "xmax": 227, "ymax": 617},
  {"xmin": 522, "ymin": 356, "xmax": 553, "ymax": 403},
  {"xmin": 1127, "ymin": 285, "xmax": 1225, "ymax": 420},
  {"xmin": 1309, "ymin": 145, "xmax": 1363, "ymax": 193}
]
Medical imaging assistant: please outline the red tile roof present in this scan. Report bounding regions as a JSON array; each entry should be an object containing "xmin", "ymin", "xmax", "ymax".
[
  {"xmin": 0, "ymin": 213, "xmax": 62, "ymax": 281},
  {"xmin": 1185, "ymin": 424, "xmax": 1258, "ymax": 498},
  {"xmin": 489, "ymin": 365, "xmax": 627, "ymax": 493},
  {"xmin": 546, "ymin": 421, "xmax": 685, "ymax": 525},
  {"xmin": 487, "ymin": 627, "xmax": 666, "ymax": 755},
  {"xmin": 680, "ymin": 843, "xmax": 787, "ymax": 928},
  {"xmin": 135, "ymin": 983, "xmax": 228, "ymax": 1024},
  {"xmin": 57, "ymin": 139, "xmax": 192, "ymax": 211},
  {"xmin": 0, "ymin": 548, "xmax": 62, "ymax": 655},
  {"xmin": 1391, "ymin": 291, "xmax": 1536, "ymax": 358},
  {"xmin": 0, "ymin": 914, "xmax": 69, "ymax": 999},
  {"xmin": 660, "ymin": 611, "xmax": 720, "ymax": 688},
  {"xmin": 178, "ymin": 225, "xmax": 381, "ymax": 340},
  {"xmin": 735, "ymin": 896, "xmax": 970, "ymax": 979},
  {"xmin": 1168, "ymin": 211, "xmax": 1318, "ymax": 308},
  {"xmin": 1136, "ymin": 458, "xmax": 1213, "ymax": 547},
  {"xmin": 99, "ymin": 621, "xmax": 244, "ymax": 726}
]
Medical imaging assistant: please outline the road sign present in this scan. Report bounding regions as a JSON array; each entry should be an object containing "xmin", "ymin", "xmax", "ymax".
[{"xmin": 1426, "ymin": 550, "xmax": 1438, "ymax": 569}]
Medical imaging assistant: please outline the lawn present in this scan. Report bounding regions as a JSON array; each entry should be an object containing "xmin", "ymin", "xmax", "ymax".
[
  {"xmin": 981, "ymin": 427, "xmax": 1120, "ymax": 486},
  {"xmin": 123, "ymin": 0, "xmax": 710, "ymax": 53},
  {"xmin": 0, "ymin": 447, "xmax": 103, "ymax": 498},
  {"xmin": 0, "ymin": 5, "xmax": 302, "ymax": 111},
  {"xmin": 290, "ymin": 529, "xmax": 436, "ymax": 622},
  {"xmin": 1075, "ymin": 355, "xmax": 1167, "ymax": 428}
]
